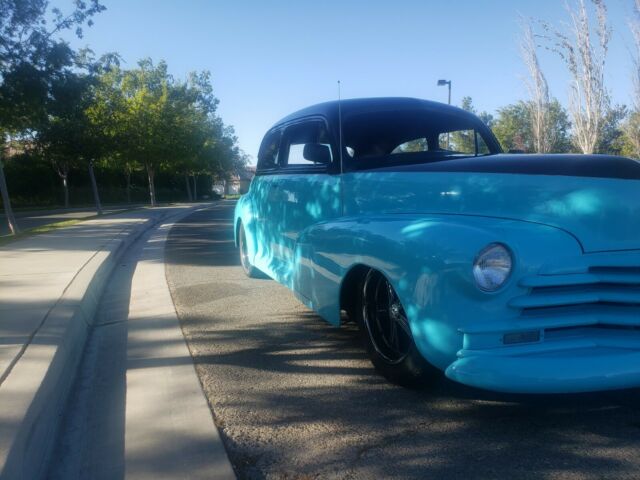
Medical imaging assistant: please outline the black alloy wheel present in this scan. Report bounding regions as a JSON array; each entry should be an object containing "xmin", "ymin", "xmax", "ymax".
[{"xmin": 358, "ymin": 269, "xmax": 439, "ymax": 387}]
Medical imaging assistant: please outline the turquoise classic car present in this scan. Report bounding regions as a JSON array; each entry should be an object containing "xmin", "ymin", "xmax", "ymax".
[{"xmin": 234, "ymin": 97, "xmax": 640, "ymax": 394}]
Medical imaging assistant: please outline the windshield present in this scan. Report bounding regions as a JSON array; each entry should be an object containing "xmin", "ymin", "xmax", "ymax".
[{"xmin": 342, "ymin": 108, "xmax": 499, "ymax": 170}]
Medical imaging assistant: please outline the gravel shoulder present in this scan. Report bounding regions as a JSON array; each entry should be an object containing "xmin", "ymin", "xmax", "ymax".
[{"xmin": 165, "ymin": 201, "xmax": 640, "ymax": 480}]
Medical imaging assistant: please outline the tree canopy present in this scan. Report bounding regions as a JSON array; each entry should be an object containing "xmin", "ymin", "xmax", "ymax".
[
  {"xmin": 0, "ymin": 0, "xmax": 247, "ymax": 230},
  {"xmin": 492, "ymin": 99, "xmax": 572, "ymax": 153}
]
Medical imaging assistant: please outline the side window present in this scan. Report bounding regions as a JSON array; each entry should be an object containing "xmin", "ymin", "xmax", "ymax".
[
  {"xmin": 391, "ymin": 138, "xmax": 428, "ymax": 153},
  {"xmin": 438, "ymin": 129, "xmax": 490, "ymax": 155},
  {"xmin": 439, "ymin": 129, "xmax": 474, "ymax": 153},
  {"xmin": 281, "ymin": 121, "xmax": 333, "ymax": 168},
  {"xmin": 476, "ymin": 133, "xmax": 490, "ymax": 154},
  {"xmin": 257, "ymin": 130, "xmax": 281, "ymax": 171}
]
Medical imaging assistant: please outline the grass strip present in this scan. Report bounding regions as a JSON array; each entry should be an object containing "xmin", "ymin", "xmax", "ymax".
[{"xmin": 0, "ymin": 207, "xmax": 143, "ymax": 247}]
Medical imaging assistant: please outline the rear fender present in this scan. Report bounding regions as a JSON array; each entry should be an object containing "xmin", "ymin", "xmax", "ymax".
[{"xmin": 234, "ymin": 195, "xmax": 255, "ymax": 257}]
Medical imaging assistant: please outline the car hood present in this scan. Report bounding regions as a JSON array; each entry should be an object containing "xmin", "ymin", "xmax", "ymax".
[{"xmin": 343, "ymin": 154, "xmax": 640, "ymax": 253}]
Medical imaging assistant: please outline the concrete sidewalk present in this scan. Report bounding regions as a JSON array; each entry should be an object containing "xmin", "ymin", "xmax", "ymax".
[
  {"xmin": 0, "ymin": 206, "xmax": 172, "ymax": 381},
  {"xmin": 48, "ymin": 204, "xmax": 236, "ymax": 480},
  {"xmin": 0, "ymin": 203, "xmax": 234, "ymax": 479}
]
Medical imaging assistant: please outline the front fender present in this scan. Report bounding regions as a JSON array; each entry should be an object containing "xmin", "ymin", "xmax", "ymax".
[{"xmin": 294, "ymin": 214, "xmax": 582, "ymax": 370}]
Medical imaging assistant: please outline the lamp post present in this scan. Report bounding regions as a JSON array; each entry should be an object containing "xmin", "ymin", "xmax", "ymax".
[
  {"xmin": 437, "ymin": 79, "xmax": 452, "ymax": 149},
  {"xmin": 437, "ymin": 79, "xmax": 451, "ymax": 105}
]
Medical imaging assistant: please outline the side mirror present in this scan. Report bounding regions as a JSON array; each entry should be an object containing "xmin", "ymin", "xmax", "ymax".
[{"xmin": 303, "ymin": 143, "xmax": 332, "ymax": 164}]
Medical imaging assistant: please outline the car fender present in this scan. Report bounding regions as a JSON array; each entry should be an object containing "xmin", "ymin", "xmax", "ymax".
[
  {"xmin": 294, "ymin": 214, "xmax": 582, "ymax": 370},
  {"xmin": 234, "ymin": 195, "xmax": 256, "ymax": 259}
]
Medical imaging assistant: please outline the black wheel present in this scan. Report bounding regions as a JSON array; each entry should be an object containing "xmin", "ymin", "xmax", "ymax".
[
  {"xmin": 238, "ymin": 223, "xmax": 261, "ymax": 278},
  {"xmin": 358, "ymin": 269, "xmax": 438, "ymax": 387}
]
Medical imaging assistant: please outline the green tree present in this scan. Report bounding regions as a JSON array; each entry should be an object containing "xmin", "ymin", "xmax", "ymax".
[
  {"xmin": 0, "ymin": 0, "xmax": 104, "ymax": 233},
  {"xmin": 87, "ymin": 58, "xmax": 145, "ymax": 203},
  {"xmin": 118, "ymin": 59, "xmax": 172, "ymax": 206},
  {"xmin": 164, "ymin": 75, "xmax": 211, "ymax": 202},
  {"xmin": 492, "ymin": 99, "xmax": 571, "ymax": 153},
  {"xmin": 492, "ymin": 102, "xmax": 531, "ymax": 152},
  {"xmin": 38, "ymin": 56, "xmax": 110, "ymax": 211},
  {"xmin": 595, "ymin": 104, "xmax": 627, "ymax": 156},
  {"xmin": 622, "ymin": 111, "xmax": 640, "ymax": 159},
  {"xmin": 87, "ymin": 57, "xmax": 245, "ymax": 207},
  {"xmin": 544, "ymin": 100, "xmax": 572, "ymax": 152}
]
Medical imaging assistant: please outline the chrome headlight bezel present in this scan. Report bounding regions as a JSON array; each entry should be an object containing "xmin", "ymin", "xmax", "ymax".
[{"xmin": 472, "ymin": 243, "xmax": 513, "ymax": 292}]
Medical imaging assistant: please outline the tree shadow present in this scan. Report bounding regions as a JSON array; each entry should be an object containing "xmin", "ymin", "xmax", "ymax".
[{"xmin": 167, "ymin": 201, "xmax": 640, "ymax": 480}]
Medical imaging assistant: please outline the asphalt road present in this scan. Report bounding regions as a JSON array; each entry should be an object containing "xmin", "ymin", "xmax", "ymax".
[{"xmin": 165, "ymin": 201, "xmax": 640, "ymax": 480}]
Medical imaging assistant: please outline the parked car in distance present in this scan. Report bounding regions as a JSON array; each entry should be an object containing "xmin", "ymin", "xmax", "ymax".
[{"xmin": 234, "ymin": 97, "xmax": 640, "ymax": 394}]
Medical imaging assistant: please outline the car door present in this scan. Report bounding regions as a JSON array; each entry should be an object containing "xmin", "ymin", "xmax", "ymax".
[
  {"xmin": 250, "ymin": 128, "xmax": 282, "ymax": 277},
  {"xmin": 275, "ymin": 119, "xmax": 342, "ymax": 296}
]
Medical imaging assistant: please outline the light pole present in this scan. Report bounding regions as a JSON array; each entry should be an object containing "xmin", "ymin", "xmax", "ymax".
[
  {"xmin": 437, "ymin": 79, "xmax": 452, "ymax": 149},
  {"xmin": 437, "ymin": 79, "xmax": 451, "ymax": 105}
]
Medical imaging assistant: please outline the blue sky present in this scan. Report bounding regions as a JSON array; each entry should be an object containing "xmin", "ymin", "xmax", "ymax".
[{"xmin": 60, "ymin": 0, "xmax": 635, "ymax": 163}]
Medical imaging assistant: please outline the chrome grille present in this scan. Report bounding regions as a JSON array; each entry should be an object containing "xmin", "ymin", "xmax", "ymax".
[{"xmin": 510, "ymin": 265, "xmax": 640, "ymax": 330}]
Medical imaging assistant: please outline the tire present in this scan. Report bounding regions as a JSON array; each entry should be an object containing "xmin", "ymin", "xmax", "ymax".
[
  {"xmin": 238, "ymin": 223, "xmax": 262, "ymax": 278},
  {"xmin": 357, "ymin": 269, "xmax": 439, "ymax": 388}
]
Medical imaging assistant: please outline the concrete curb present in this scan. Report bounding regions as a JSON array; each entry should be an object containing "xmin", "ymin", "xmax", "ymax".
[
  {"xmin": 0, "ymin": 206, "xmax": 202, "ymax": 480},
  {"xmin": 126, "ymin": 212, "xmax": 236, "ymax": 480}
]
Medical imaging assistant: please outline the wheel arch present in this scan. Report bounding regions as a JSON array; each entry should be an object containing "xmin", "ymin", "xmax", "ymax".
[
  {"xmin": 234, "ymin": 217, "xmax": 242, "ymax": 247},
  {"xmin": 339, "ymin": 263, "xmax": 371, "ymax": 323},
  {"xmin": 233, "ymin": 194, "xmax": 253, "ymax": 248}
]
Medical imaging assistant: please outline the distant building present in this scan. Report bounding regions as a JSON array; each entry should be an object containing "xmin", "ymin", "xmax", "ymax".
[{"xmin": 212, "ymin": 166, "xmax": 256, "ymax": 196}]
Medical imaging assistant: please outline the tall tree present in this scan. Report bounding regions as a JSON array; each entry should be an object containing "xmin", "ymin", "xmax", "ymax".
[
  {"xmin": 87, "ymin": 58, "xmax": 143, "ymax": 203},
  {"xmin": 623, "ymin": 0, "xmax": 640, "ymax": 159},
  {"xmin": 0, "ymin": 0, "xmax": 104, "ymax": 233},
  {"xmin": 631, "ymin": 0, "xmax": 640, "ymax": 112},
  {"xmin": 38, "ymin": 56, "xmax": 108, "ymax": 211},
  {"xmin": 119, "ymin": 59, "xmax": 172, "ymax": 206},
  {"xmin": 520, "ymin": 17, "xmax": 553, "ymax": 153},
  {"xmin": 164, "ymin": 76, "xmax": 208, "ymax": 202},
  {"xmin": 542, "ymin": 0, "xmax": 611, "ymax": 154}
]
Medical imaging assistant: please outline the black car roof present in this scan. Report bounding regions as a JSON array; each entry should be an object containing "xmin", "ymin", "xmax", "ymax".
[{"xmin": 271, "ymin": 97, "xmax": 479, "ymax": 129}]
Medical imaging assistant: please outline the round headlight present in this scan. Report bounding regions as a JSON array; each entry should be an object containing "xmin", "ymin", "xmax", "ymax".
[{"xmin": 472, "ymin": 243, "xmax": 513, "ymax": 292}]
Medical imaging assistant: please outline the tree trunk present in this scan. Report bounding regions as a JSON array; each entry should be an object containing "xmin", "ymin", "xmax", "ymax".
[
  {"xmin": 62, "ymin": 173, "xmax": 69, "ymax": 209},
  {"xmin": 88, "ymin": 160, "xmax": 103, "ymax": 215},
  {"xmin": 125, "ymin": 169, "xmax": 132, "ymax": 204},
  {"xmin": 0, "ymin": 159, "xmax": 19, "ymax": 234},
  {"xmin": 146, "ymin": 162, "xmax": 156, "ymax": 207},
  {"xmin": 185, "ymin": 172, "xmax": 192, "ymax": 202},
  {"xmin": 192, "ymin": 174, "xmax": 198, "ymax": 202}
]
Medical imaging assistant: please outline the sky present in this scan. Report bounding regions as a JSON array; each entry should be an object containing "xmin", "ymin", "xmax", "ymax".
[{"xmin": 59, "ymin": 0, "xmax": 636, "ymax": 164}]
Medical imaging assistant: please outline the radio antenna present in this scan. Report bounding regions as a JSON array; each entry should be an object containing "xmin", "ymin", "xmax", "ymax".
[{"xmin": 337, "ymin": 80, "xmax": 344, "ymax": 175}]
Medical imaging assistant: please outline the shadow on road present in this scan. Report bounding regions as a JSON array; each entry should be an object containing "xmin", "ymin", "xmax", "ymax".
[{"xmin": 166, "ymin": 201, "xmax": 640, "ymax": 480}]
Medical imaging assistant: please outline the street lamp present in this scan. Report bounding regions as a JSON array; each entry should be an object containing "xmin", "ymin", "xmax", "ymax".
[
  {"xmin": 437, "ymin": 79, "xmax": 451, "ymax": 105},
  {"xmin": 437, "ymin": 79, "xmax": 452, "ymax": 149}
]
